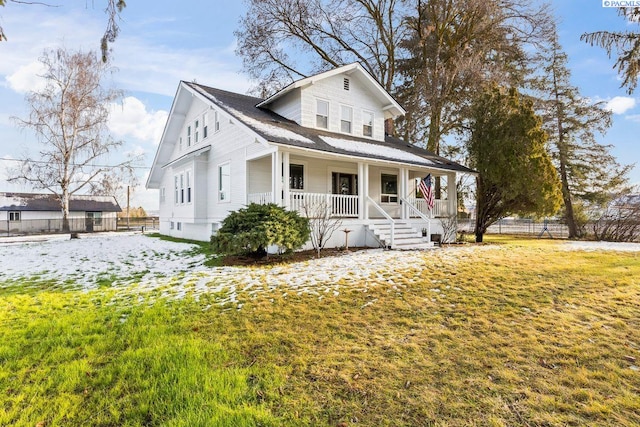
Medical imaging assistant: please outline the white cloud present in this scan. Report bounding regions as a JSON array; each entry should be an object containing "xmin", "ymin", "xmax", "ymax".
[
  {"xmin": 108, "ymin": 97, "xmax": 168, "ymax": 144},
  {"xmin": 6, "ymin": 61, "xmax": 47, "ymax": 93},
  {"xmin": 606, "ymin": 96, "xmax": 637, "ymax": 114}
]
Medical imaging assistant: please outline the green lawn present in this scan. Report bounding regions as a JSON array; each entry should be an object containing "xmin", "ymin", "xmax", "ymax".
[{"xmin": 1, "ymin": 237, "xmax": 639, "ymax": 426}]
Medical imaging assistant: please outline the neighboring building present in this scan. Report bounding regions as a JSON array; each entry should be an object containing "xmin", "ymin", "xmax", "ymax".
[
  {"xmin": 0, "ymin": 192, "xmax": 121, "ymax": 235},
  {"xmin": 146, "ymin": 63, "xmax": 474, "ymax": 248}
]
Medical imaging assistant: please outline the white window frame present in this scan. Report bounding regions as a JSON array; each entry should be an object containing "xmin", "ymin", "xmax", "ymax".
[
  {"xmin": 177, "ymin": 222, "xmax": 182, "ymax": 231},
  {"xmin": 186, "ymin": 170, "xmax": 192, "ymax": 204},
  {"xmin": 316, "ymin": 99, "xmax": 329, "ymax": 130},
  {"xmin": 180, "ymin": 173, "xmax": 185, "ymax": 204},
  {"xmin": 187, "ymin": 125, "xmax": 192, "ymax": 147},
  {"xmin": 170, "ymin": 221, "xmax": 174, "ymax": 230},
  {"xmin": 203, "ymin": 112, "xmax": 208, "ymax": 139},
  {"xmin": 174, "ymin": 176, "xmax": 179, "ymax": 205},
  {"xmin": 363, "ymin": 110, "xmax": 374, "ymax": 138},
  {"xmin": 340, "ymin": 105, "xmax": 353, "ymax": 134},
  {"xmin": 380, "ymin": 172, "xmax": 398, "ymax": 204},
  {"xmin": 214, "ymin": 110, "xmax": 220, "ymax": 133},
  {"xmin": 218, "ymin": 162, "xmax": 231, "ymax": 203},
  {"xmin": 87, "ymin": 211, "xmax": 103, "ymax": 227},
  {"xmin": 194, "ymin": 119, "xmax": 200, "ymax": 143},
  {"xmin": 160, "ymin": 187, "xmax": 166, "ymax": 204},
  {"xmin": 179, "ymin": 136, "xmax": 183, "ymax": 151},
  {"xmin": 9, "ymin": 211, "xmax": 20, "ymax": 222}
]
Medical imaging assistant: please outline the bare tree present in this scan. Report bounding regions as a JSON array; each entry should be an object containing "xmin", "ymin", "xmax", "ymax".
[
  {"xmin": 8, "ymin": 48, "xmax": 140, "ymax": 232},
  {"xmin": 592, "ymin": 194, "xmax": 640, "ymax": 242},
  {"xmin": 439, "ymin": 215, "xmax": 457, "ymax": 243},
  {"xmin": 235, "ymin": 0, "xmax": 408, "ymax": 97},
  {"xmin": 300, "ymin": 196, "xmax": 343, "ymax": 257},
  {"xmin": 532, "ymin": 26, "xmax": 632, "ymax": 238},
  {"xmin": 0, "ymin": 0, "xmax": 125, "ymax": 62},
  {"xmin": 397, "ymin": 0, "xmax": 553, "ymax": 155}
]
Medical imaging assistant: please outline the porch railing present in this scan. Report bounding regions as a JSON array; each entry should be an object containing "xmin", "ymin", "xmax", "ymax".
[
  {"xmin": 407, "ymin": 197, "xmax": 450, "ymax": 218},
  {"xmin": 290, "ymin": 193, "xmax": 359, "ymax": 218},
  {"xmin": 400, "ymin": 197, "xmax": 431, "ymax": 242},
  {"xmin": 247, "ymin": 192, "xmax": 359, "ymax": 217},
  {"xmin": 367, "ymin": 196, "xmax": 395, "ymax": 248},
  {"xmin": 247, "ymin": 192, "xmax": 273, "ymax": 205}
]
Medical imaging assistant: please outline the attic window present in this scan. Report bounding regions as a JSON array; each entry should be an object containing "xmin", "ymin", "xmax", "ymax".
[{"xmin": 343, "ymin": 78, "xmax": 350, "ymax": 91}]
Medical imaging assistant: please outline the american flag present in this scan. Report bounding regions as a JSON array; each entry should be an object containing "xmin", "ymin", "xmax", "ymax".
[{"xmin": 418, "ymin": 174, "xmax": 435, "ymax": 211}]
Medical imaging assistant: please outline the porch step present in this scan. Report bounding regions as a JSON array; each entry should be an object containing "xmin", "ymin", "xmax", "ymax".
[{"xmin": 367, "ymin": 222, "xmax": 434, "ymax": 250}]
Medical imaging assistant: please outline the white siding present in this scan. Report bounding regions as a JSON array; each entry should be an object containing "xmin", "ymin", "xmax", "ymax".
[
  {"xmin": 268, "ymin": 89, "xmax": 302, "ymax": 124},
  {"xmin": 248, "ymin": 156, "xmax": 272, "ymax": 195},
  {"xmin": 171, "ymin": 97, "xmax": 211, "ymax": 160},
  {"xmin": 299, "ymin": 74, "xmax": 386, "ymax": 141},
  {"xmin": 194, "ymin": 156, "xmax": 208, "ymax": 219},
  {"xmin": 206, "ymin": 118, "xmax": 258, "ymax": 223}
]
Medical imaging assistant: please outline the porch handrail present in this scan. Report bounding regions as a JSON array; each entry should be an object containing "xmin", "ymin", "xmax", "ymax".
[
  {"xmin": 401, "ymin": 196, "xmax": 431, "ymax": 241},
  {"xmin": 407, "ymin": 197, "xmax": 448, "ymax": 218},
  {"xmin": 366, "ymin": 196, "xmax": 395, "ymax": 248}
]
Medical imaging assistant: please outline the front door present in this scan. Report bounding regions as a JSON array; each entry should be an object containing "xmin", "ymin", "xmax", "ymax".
[
  {"xmin": 331, "ymin": 172, "xmax": 358, "ymax": 195},
  {"xmin": 331, "ymin": 172, "xmax": 358, "ymax": 216}
]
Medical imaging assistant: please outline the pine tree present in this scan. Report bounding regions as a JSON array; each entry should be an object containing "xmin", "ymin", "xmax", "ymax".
[
  {"xmin": 533, "ymin": 28, "xmax": 632, "ymax": 238},
  {"xmin": 468, "ymin": 85, "xmax": 562, "ymax": 242}
]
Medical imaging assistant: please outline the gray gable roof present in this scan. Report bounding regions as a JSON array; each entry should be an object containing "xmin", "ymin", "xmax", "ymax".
[
  {"xmin": 0, "ymin": 193, "xmax": 122, "ymax": 212},
  {"xmin": 186, "ymin": 82, "xmax": 475, "ymax": 174}
]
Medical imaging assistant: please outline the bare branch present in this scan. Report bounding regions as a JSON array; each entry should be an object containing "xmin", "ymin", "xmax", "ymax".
[{"xmin": 8, "ymin": 48, "xmax": 138, "ymax": 232}]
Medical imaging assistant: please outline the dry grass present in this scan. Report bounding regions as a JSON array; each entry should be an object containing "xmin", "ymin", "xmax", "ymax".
[{"xmin": 1, "ymin": 236, "xmax": 639, "ymax": 426}]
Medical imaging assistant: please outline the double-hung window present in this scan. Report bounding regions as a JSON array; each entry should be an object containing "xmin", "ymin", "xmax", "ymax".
[
  {"xmin": 186, "ymin": 171, "xmax": 192, "ymax": 203},
  {"xmin": 381, "ymin": 173, "xmax": 398, "ymax": 203},
  {"xmin": 341, "ymin": 105, "xmax": 353, "ymax": 134},
  {"xmin": 194, "ymin": 120, "xmax": 200, "ymax": 143},
  {"xmin": 87, "ymin": 211, "xmax": 102, "ymax": 226},
  {"xmin": 214, "ymin": 111, "xmax": 220, "ymax": 132},
  {"xmin": 203, "ymin": 113, "xmax": 208, "ymax": 139},
  {"xmin": 174, "ymin": 176, "xmax": 179, "ymax": 204},
  {"xmin": 363, "ymin": 111, "xmax": 374, "ymax": 137},
  {"xmin": 180, "ymin": 173, "xmax": 185, "ymax": 204},
  {"xmin": 187, "ymin": 125, "xmax": 192, "ymax": 147},
  {"xmin": 9, "ymin": 211, "xmax": 20, "ymax": 221},
  {"xmin": 218, "ymin": 163, "xmax": 231, "ymax": 202},
  {"xmin": 316, "ymin": 99, "xmax": 329, "ymax": 129},
  {"xmin": 160, "ymin": 187, "xmax": 166, "ymax": 204}
]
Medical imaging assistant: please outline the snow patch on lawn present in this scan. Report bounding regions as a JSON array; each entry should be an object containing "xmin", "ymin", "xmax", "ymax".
[
  {"xmin": 563, "ymin": 241, "xmax": 640, "ymax": 252},
  {"xmin": 0, "ymin": 233, "xmax": 207, "ymax": 289},
  {"xmin": 5, "ymin": 234, "xmax": 638, "ymax": 310},
  {"xmin": 0, "ymin": 233, "xmax": 500, "ymax": 308}
]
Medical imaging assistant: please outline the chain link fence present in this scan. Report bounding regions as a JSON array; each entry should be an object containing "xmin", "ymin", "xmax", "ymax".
[
  {"xmin": 2, "ymin": 217, "xmax": 159, "ymax": 237},
  {"xmin": 457, "ymin": 218, "xmax": 569, "ymax": 238}
]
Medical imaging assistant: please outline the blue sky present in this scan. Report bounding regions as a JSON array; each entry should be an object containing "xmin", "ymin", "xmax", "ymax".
[{"xmin": 0, "ymin": 0, "xmax": 638, "ymax": 211}]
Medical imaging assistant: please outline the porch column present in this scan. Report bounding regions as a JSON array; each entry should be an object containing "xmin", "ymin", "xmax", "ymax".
[
  {"xmin": 282, "ymin": 151, "xmax": 290, "ymax": 209},
  {"xmin": 361, "ymin": 163, "xmax": 369, "ymax": 220},
  {"xmin": 447, "ymin": 172, "xmax": 457, "ymax": 217},
  {"xmin": 358, "ymin": 162, "xmax": 364, "ymax": 220},
  {"xmin": 271, "ymin": 149, "xmax": 282, "ymax": 205},
  {"xmin": 399, "ymin": 167, "xmax": 408, "ymax": 220}
]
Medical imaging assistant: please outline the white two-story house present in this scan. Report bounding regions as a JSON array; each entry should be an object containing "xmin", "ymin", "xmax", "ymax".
[{"xmin": 146, "ymin": 63, "xmax": 474, "ymax": 249}]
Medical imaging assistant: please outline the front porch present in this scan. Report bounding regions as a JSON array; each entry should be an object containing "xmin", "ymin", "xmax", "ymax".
[{"xmin": 246, "ymin": 149, "xmax": 458, "ymax": 248}]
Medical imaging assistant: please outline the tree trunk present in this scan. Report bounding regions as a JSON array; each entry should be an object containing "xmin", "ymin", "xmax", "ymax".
[
  {"xmin": 474, "ymin": 175, "xmax": 486, "ymax": 242},
  {"xmin": 61, "ymin": 189, "xmax": 70, "ymax": 233},
  {"xmin": 559, "ymin": 160, "xmax": 580, "ymax": 238}
]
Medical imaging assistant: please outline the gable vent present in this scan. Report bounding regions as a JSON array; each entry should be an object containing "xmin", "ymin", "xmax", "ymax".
[{"xmin": 343, "ymin": 77, "xmax": 350, "ymax": 91}]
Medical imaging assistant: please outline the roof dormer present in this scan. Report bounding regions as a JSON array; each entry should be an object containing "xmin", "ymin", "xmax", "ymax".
[{"xmin": 257, "ymin": 63, "xmax": 405, "ymax": 142}]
